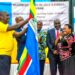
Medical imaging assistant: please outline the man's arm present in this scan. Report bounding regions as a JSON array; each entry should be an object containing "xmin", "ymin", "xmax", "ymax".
[
  {"xmin": 7, "ymin": 19, "xmax": 28, "ymax": 31},
  {"xmin": 13, "ymin": 28, "xmax": 27, "ymax": 38}
]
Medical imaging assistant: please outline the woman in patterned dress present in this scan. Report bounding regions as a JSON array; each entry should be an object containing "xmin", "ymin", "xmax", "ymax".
[{"xmin": 56, "ymin": 24, "xmax": 75, "ymax": 75}]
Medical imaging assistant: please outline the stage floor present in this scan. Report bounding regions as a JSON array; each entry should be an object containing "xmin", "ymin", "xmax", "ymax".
[{"xmin": 10, "ymin": 64, "xmax": 59, "ymax": 75}]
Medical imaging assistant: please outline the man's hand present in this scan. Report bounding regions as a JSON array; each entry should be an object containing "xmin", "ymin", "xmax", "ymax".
[
  {"xmin": 38, "ymin": 37, "xmax": 42, "ymax": 43},
  {"xmin": 14, "ymin": 28, "xmax": 27, "ymax": 38},
  {"xmin": 53, "ymin": 50, "xmax": 58, "ymax": 55},
  {"xmin": 28, "ymin": 14, "xmax": 33, "ymax": 21}
]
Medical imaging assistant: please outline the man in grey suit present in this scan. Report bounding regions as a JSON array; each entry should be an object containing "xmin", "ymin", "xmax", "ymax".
[{"xmin": 46, "ymin": 19, "xmax": 63, "ymax": 75}]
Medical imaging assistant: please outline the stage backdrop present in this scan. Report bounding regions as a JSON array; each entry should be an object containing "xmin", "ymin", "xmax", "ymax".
[
  {"xmin": 12, "ymin": 2, "xmax": 69, "ymax": 30},
  {"xmin": 0, "ymin": 1, "xmax": 69, "ymax": 75}
]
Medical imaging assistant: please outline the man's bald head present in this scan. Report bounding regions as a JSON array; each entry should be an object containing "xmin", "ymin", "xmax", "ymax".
[
  {"xmin": 54, "ymin": 19, "xmax": 60, "ymax": 23},
  {"xmin": 15, "ymin": 16, "xmax": 24, "ymax": 23},
  {"xmin": 0, "ymin": 11, "xmax": 10, "ymax": 24},
  {"xmin": 54, "ymin": 19, "xmax": 61, "ymax": 30},
  {"xmin": 0, "ymin": 11, "xmax": 7, "ymax": 19},
  {"xmin": 37, "ymin": 21, "xmax": 43, "ymax": 31}
]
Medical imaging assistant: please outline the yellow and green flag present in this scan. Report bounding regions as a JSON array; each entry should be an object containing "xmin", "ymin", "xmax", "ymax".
[{"xmin": 18, "ymin": 0, "xmax": 40, "ymax": 75}]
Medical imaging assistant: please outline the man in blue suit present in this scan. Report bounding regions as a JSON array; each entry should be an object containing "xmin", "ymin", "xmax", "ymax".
[
  {"xmin": 46, "ymin": 19, "xmax": 63, "ymax": 75},
  {"xmin": 15, "ymin": 16, "xmax": 27, "ymax": 62}
]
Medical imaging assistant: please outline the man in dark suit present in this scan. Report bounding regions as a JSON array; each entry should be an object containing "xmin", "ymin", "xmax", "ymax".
[
  {"xmin": 15, "ymin": 16, "xmax": 27, "ymax": 62},
  {"xmin": 46, "ymin": 19, "xmax": 63, "ymax": 75}
]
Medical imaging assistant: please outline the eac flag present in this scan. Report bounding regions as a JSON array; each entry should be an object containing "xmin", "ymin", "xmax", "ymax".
[{"xmin": 18, "ymin": 0, "xmax": 40, "ymax": 75}]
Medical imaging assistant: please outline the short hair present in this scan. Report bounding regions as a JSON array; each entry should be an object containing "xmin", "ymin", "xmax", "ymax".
[
  {"xmin": 0, "ymin": 11, "xmax": 8, "ymax": 20},
  {"xmin": 15, "ymin": 16, "xmax": 23, "ymax": 20},
  {"xmin": 54, "ymin": 19, "xmax": 61, "ymax": 23},
  {"xmin": 65, "ymin": 24, "xmax": 73, "ymax": 32},
  {"xmin": 0, "ymin": 11, "xmax": 7, "ymax": 16},
  {"xmin": 37, "ymin": 21, "xmax": 43, "ymax": 25}
]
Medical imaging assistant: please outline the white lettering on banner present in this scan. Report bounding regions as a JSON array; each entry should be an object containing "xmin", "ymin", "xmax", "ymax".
[{"xmin": 12, "ymin": 1, "xmax": 69, "ymax": 30}]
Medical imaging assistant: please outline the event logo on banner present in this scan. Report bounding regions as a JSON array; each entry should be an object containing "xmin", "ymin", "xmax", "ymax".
[{"xmin": 12, "ymin": 1, "xmax": 69, "ymax": 30}]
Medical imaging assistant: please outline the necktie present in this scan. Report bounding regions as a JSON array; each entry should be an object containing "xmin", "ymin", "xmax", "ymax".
[
  {"xmin": 56, "ymin": 30, "xmax": 59, "ymax": 39},
  {"xmin": 55, "ymin": 30, "xmax": 59, "ymax": 50}
]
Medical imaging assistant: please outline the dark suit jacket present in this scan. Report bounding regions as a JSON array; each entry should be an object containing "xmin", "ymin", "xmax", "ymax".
[
  {"xmin": 46, "ymin": 28, "xmax": 56, "ymax": 57},
  {"xmin": 16, "ymin": 28, "xmax": 26, "ymax": 61}
]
